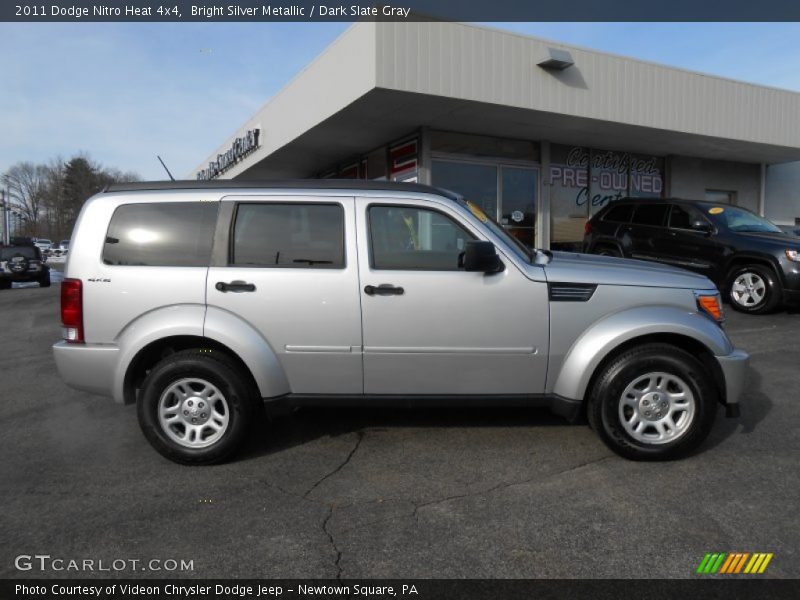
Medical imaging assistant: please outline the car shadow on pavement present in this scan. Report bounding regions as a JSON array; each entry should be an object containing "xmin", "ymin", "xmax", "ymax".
[
  {"xmin": 701, "ymin": 364, "xmax": 771, "ymax": 452},
  {"xmin": 239, "ymin": 405, "xmax": 574, "ymax": 460}
]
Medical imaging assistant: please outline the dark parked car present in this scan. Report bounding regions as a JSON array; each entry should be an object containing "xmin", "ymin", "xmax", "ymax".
[
  {"xmin": 0, "ymin": 245, "xmax": 51, "ymax": 289},
  {"xmin": 583, "ymin": 199, "xmax": 800, "ymax": 314}
]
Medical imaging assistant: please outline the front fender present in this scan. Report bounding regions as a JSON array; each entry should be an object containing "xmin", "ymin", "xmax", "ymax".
[
  {"xmin": 203, "ymin": 306, "xmax": 290, "ymax": 399},
  {"xmin": 552, "ymin": 306, "xmax": 733, "ymax": 402}
]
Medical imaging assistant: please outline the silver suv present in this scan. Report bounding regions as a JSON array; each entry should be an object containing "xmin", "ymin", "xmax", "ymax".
[{"xmin": 53, "ymin": 181, "xmax": 748, "ymax": 464}]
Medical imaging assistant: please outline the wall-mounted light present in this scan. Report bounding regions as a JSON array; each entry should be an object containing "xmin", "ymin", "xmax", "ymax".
[{"xmin": 538, "ymin": 48, "xmax": 574, "ymax": 71}]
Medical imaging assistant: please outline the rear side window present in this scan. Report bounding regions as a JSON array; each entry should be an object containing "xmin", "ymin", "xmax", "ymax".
[
  {"xmin": 632, "ymin": 204, "xmax": 668, "ymax": 227},
  {"xmin": 232, "ymin": 203, "xmax": 345, "ymax": 268},
  {"xmin": 603, "ymin": 204, "xmax": 634, "ymax": 223},
  {"xmin": 103, "ymin": 202, "xmax": 218, "ymax": 267}
]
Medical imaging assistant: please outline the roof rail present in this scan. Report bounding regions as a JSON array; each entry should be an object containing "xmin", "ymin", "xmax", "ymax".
[{"xmin": 104, "ymin": 179, "xmax": 459, "ymax": 199}]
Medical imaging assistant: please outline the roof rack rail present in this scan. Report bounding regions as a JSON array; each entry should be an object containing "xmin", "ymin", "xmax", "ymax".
[{"xmin": 104, "ymin": 179, "xmax": 459, "ymax": 199}]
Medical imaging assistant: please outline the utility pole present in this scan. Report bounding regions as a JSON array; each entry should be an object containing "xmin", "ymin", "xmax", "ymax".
[{"xmin": 1, "ymin": 190, "xmax": 9, "ymax": 245}]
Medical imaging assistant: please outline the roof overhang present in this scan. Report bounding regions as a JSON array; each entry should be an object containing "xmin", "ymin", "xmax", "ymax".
[
  {"xmin": 193, "ymin": 22, "xmax": 800, "ymax": 180},
  {"xmin": 236, "ymin": 88, "xmax": 800, "ymax": 179}
]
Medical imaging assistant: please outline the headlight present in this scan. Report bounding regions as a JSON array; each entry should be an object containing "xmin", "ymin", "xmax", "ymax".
[
  {"xmin": 694, "ymin": 291, "xmax": 724, "ymax": 324},
  {"xmin": 785, "ymin": 249, "xmax": 800, "ymax": 262}
]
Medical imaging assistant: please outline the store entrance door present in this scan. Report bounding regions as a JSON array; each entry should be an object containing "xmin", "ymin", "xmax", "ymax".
[{"xmin": 500, "ymin": 167, "xmax": 538, "ymax": 249}]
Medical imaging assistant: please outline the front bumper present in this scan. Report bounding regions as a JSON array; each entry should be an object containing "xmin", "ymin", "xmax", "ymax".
[
  {"xmin": 716, "ymin": 348, "xmax": 749, "ymax": 416},
  {"xmin": 53, "ymin": 341, "xmax": 120, "ymax": 400}
]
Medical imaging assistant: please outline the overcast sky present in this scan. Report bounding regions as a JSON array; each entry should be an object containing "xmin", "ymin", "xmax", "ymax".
[{"xmin": 1, "ymin": 22, "xmax": 799, "ymax": 180}]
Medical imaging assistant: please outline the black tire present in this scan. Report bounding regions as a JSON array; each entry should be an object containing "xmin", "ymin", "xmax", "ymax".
[
  {"xmin": 587, "ymin": 343, "xmax": 718, "ymax": 461},
  {"xmin": 726, "ymin": 264, "xmax": 781, "ymax": 314},
  {"xmin": 39, "ymin": 271, "xmax": 51, "ymax": 288},
  {"xmin": 0, "ymin": 279, "xmax": 10, "ymax": 290},
  {"xmin": 137, "ymin": 349, "xmax": 257, "ymax": 465},
  {"xmin": 595, "ymin": 245, "xmax": 621, "ymax": 257}
]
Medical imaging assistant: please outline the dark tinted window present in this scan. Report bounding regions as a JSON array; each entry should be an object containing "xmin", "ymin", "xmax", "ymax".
[
  {"xmin": 669, "ymin": 204, "xmax": 700, "ymax": 229},
  {"xmin": 632, "ymin": 204, "xmax": 668, "ymax": 227},
  {"xmin": 103, "ymin": 202, "xmax": 218, "ymax": 266},
  {"xmin": 232, "ymin": 203, "xmax": 344, "ymax": 268},
  {"xmin": 603, "ymin": 204, "xmax": 634, "ymax": 223},
  {"xmin": 369, "ymin": 205, "xmax": 474, "ymax": 270}
]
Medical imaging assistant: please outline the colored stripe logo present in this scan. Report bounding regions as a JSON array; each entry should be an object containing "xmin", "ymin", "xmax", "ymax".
[{"xmin": 696, "ymin": 552, "xmax": 773, "ymax": 574}]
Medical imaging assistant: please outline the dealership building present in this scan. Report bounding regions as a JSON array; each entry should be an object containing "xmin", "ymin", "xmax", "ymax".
[{"xmin": 193, "ymin": 21, "xmax": 800, "ymax": 250}]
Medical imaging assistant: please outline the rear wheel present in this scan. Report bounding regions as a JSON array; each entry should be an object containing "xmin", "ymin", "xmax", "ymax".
[
  {"xmin": 595, "ymin": 245, "xmax": 621, "ymax": 257},
  {"xmin": 137, "ymin": 349, "xmax": 257, "ymax": 465},
  {"xmin": 0, "ymin": 279, "xmax": 10, "ymax": 290},
  {"xmin": 588, "ymin": 343, "xmax": 718, "ymax": 460},
  {"xmin": 726, "ymin": 264, "xmax": 781, "ymax": 314}
]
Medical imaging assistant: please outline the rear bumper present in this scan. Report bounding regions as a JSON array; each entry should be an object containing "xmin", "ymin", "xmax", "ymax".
[
  {"xmin": 716, "ymin": 348, "xmax": 749, "ymax": 413},
  {"xmin": 53, "ymin": 341, "xmax": 120, "ymax": 400}
]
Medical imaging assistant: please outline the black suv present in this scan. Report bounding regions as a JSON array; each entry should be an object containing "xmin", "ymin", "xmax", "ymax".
[
  {"xmin": 583, "ymin": 198, "xmax": 800, "ymax": 314},
  {"xmin": 0, "ymin": 245, "xmax": 51, "ymax": 290}
]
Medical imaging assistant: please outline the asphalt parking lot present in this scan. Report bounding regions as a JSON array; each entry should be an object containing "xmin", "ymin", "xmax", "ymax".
[{"xmin": 1, "ymin": 273, "xmax": 798, "ymax": 580}]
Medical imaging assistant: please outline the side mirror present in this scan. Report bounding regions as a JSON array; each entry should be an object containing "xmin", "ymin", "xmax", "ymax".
[
  {"xmin": 691, "ymin": 220, "xmax": 713, "ymax": 234},
  {"xmin": 461, "ymin": 241, "xmax": 505, "ymax": 273}
]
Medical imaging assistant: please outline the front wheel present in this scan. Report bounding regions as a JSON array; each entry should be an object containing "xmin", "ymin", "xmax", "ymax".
[
  {"xmin": 39, "ymin": 271, "xmax": 51, "ymax": 288},
  {"xmin": 137, "ymin": 349, "xmax": 257, "ymax": 465},
  {"xmin": 588, "ymin": 343, "xmax": 718, "ymax": 460},
  {"xmin": 726, "ymin": 265, "xmax": 781, "ymax": 314}
]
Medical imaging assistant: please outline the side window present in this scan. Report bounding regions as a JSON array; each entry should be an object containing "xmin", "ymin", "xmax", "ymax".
[
  {"xmin": 103, "ymin": 202, "xmax": 218, "ymax": 267},
  {"xmin": 368, "ymin": 205, "xmax": 475, "ymax": 270},
  {"xmin": 603, "ymin": 204, "xmax": 634, "ymax": 223},
  {"xmin": 668, "ymin": 204, "xmax": 704, "ymax": 230},
  {"xmin": 232, "ymin": 203, "xmax": 345, "ymax": 268},
  {"xmin": 631, "ymin": 204, "xmax": 669, "ymax": 227}
]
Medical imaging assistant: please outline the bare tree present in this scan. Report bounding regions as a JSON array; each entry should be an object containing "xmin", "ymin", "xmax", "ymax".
[
  {"xmin": 2, "ymin": 162, "xmax": 50, "ymax": 236},
  {"xmin": 3, "ymin": 155, "xmax": 140, "ymax": 241}
]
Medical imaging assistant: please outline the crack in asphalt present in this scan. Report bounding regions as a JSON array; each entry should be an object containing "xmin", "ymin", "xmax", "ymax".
[
  {"xmin": 411, "ymin": 455, "xmax": 614, "ymax": 522},
  {"xmin": 301, "ymin": 431, "xmax": 365, "ymax": 579},
  {"xmin": 304, "ymin": 431, "xmax": 365, "ymax": 499},
  {"xmin": 265, "ymin": 439, "xmax": 611, "ymax": 577},
  {"xmin": 322, "ymin": 504, "xmax": 344, "ymax": 580}
]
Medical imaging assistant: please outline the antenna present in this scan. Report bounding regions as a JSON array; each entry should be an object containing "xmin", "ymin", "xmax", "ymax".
[{"xmin": 157, "ymin": 155, "xmax": 175, "ymax": 181}]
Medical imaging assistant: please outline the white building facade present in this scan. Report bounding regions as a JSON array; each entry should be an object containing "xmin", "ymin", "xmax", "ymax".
[{"xmin": 194, "ymin": 21, "xmax": 800, "ymax": 250}]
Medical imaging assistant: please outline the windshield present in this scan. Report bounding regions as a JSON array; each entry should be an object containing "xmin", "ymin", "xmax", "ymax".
[
  {"xmin": 459, "ymin": 199, "xmax": 533, "ymax": 263},
  {"xmin": 708, "ymin": 206, "xmax": 782, "ymax": 233}
]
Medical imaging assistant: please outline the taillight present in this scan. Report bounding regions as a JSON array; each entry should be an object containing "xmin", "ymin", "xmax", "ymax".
[
  {"xmin": 584, "ymin": 221, "xmax": 592, "ymax": 235},
  {"xmin": 61, "ymin": 278, "xmax": 84, "ymax": 343}
]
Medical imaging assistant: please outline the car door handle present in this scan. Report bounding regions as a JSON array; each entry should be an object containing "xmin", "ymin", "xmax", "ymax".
[
  {"xmin": 215, "ymin": 281, "xmax": 256, "ymax": 293},
  {"xmin": 364, "ymin": 284, "xmax": 404, "ymax": 296}
]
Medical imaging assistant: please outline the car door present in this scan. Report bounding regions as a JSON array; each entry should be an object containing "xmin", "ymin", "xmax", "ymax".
[
  {"xmin": 660, "ymin": 203, "xmax": 720, "ymax": 275},
  {"xmin": 206, "ymin": 196, "xmax": 363, "ymax": 394},
  {"xmin": 356, "ymin": 196, "xmax": 549, "ymax": 396},
  {"xmin": 625, "ymin": 203, "xmax": 670, "ymax": 262}
]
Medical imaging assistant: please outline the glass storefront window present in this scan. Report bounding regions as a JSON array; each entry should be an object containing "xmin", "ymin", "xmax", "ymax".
[
  {"xmin": 431, "ymin": 160, "xmax": 498, "ymax": 219},
  {"xmin": 432, "ymin": 160, "xmax": 539, "ymax": 249},
  {"xmin": 549, "ymin": 145, "xmax": 665, "ymax": 251}
]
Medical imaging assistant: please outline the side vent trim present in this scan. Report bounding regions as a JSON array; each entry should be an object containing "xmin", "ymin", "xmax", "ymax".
[{"xmin": 548, "ymin": 282, "xmax": 597, "ymax": 302}]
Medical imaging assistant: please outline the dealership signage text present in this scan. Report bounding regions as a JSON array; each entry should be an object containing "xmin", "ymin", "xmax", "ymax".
[{"xmin": 197, "ymin": 128, "xmax": 260, "ymax": 180}]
